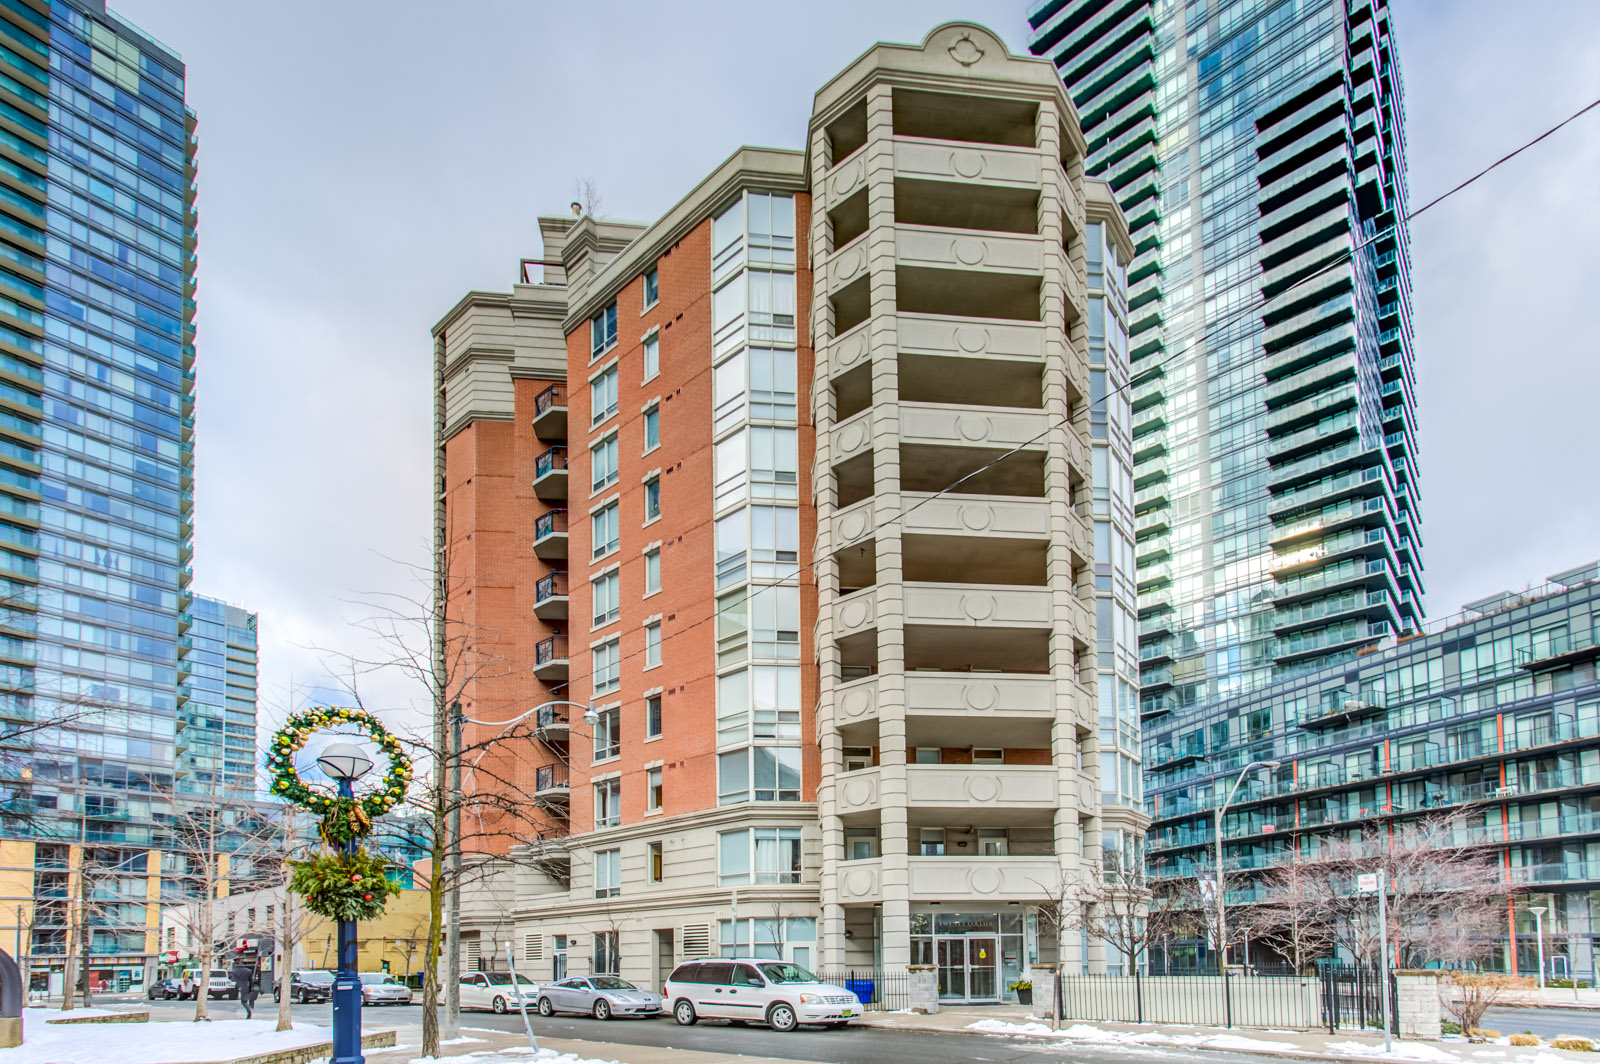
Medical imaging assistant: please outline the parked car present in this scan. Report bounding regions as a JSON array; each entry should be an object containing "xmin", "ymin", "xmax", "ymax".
[
  {"xmin": 535, "ymin": 976, "xmax": 662, "ymax": 1019},
  {"xmin": 180, "ymin": 968, "xmax": 239, "ymax": 999},
  {"xmin": 274, "ymin": 970, "xmax": 335, "ymax": 1004},
  {"xmin": 359, "ymin": 972, "xmax": 414, "ymax": 1006},
  {"xmin": 147, "ymin": 978, "xmax": 184, "ymax": 1000},
  {"xmin": 458, "ymin": 971, "xmax": 539, "ymax": 1013},
  {"xmin": 664, "ymin": 960, "xmax": 859, "ymax": 1032}
]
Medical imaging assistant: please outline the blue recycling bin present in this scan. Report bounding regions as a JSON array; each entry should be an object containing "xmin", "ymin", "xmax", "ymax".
[{"xmin": 845, "ymin": 977, "xmax": 875, "ymax": 1004}]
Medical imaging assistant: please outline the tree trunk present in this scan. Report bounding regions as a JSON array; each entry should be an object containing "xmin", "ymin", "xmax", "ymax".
[
  {"xmin": 420, "ymin": 820, "xmax": 446, "ymax": 1058},
  {"xmin": 276, "ymin": 889, "xmax": 294, "ymax": 1032},
  {"xmin": 194, "ymin": 903, "xmax": 211, "ymax": 1022}
]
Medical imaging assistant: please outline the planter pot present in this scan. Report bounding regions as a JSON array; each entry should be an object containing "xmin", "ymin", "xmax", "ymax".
[{"xmin": 1014, "ymin": 987, "xmax": 1033, "ymax": 1005}]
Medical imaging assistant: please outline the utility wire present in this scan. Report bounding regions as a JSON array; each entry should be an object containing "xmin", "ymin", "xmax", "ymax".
[{"xmin": 541, "ymin": 91, "xmax": 1600, "ymax": 700}]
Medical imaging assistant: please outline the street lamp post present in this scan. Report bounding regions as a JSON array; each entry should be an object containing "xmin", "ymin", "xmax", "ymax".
[
  {"xmin": 1214, "ymin": 759, "xmax": 1280, "ymax": 975},
  {"xmin": 1528, "ymin": 905, "xmax": 1548, "ymax": 991},
  {"xmin": 318, "ymin": 742, "xmax": 375, "ymax": 1064}
]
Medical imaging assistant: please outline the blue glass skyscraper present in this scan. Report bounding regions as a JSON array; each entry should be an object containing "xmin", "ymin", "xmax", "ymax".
[{"xmin": 1029, "ymin": 0, "xmax": 1421, "ymax": 724}]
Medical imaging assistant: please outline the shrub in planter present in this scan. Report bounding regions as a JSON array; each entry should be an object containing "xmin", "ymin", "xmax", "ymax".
[
  {"xmin": 1510, "ymin": 1033, "xmax": 1541, "ymax": 1046},
  {"xmin": 1008, "ymin": 980, "xmax": 1033, "ymax": 1005},
  {"xmin": 1553, "ymin": 1036, "xmax": 1598, "ymax": 1052}
]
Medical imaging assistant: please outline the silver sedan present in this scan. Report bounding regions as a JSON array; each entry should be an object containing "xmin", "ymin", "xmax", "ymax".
[
  {"xmin": 358, "ymin": 972, "xmax": 414, "ymax": 1005},
  {"xmin": 536, "ymin": 976, "xmax": 663, "ymax": 1019}
]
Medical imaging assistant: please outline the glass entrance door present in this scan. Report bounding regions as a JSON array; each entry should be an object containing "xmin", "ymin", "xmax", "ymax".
[
  {"xmin": 936, "ymin": 938, "xmax": 966, "ymax": 1001},
  {"xmin": 966, "ymin": 936, "xmax": 998, "ymax": 1001}
]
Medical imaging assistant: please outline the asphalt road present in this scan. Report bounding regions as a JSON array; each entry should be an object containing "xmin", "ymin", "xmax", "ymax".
[
  {"xmin": 136, "ymin": 995, "xmax": 1292, "ymax": 1064},
  {"xmin": 1483, "ymin": 1006, "xmax": 1600, "ymax": 1039}
]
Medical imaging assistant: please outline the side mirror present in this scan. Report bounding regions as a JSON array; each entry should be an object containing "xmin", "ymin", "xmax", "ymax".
[{"xmin": 746, "ymin": 977, "xmax": 764, "ymax": 987}]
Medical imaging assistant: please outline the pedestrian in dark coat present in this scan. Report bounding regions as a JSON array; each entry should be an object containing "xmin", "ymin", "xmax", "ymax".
[{"xmin": 231, "ymin": 959, "xmax": 258, "ymax": 1019}]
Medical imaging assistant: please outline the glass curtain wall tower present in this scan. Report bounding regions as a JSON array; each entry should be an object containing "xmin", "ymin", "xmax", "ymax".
[
  {"xmin": 1028, "ymin": 0, "xmax": 1420, "ymax": 732},
  {"xmin": 23, "ymin": 0, "xmax": 195, "ymax": 843}
]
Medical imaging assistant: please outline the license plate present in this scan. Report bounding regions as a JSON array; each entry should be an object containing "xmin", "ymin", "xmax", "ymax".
[{"xmin": 841, "ymin": 1009, "xmax": 854, "ymax": 1017}]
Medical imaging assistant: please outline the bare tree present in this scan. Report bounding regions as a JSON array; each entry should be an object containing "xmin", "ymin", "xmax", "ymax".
[
  {"xmin": 153, "ymin": 778, "xmax": 286, "ymax": 1021},
  {"xmin": 1246, "ymin": 851, "xmax": 1337, "ymax": 972}
]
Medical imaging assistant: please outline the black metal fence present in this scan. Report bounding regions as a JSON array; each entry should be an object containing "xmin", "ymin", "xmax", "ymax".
[
  {"xmin": 815, "ymin": 968, "xmax": 909, "ymax": 1012},
  {"xmin": 1047, "ymin": 964, "xmax": 1394, "ymax": 1032}
]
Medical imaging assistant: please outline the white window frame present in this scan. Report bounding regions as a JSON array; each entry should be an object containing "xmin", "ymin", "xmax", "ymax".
[
  {"xmin": 592, "ymin": 638, "xmax": 621, "ymax": 695},
  {"xmin": 594, "ymin": 847, "xmax": 621, "ymax": 898},
  {"xmin": 590, "ymin": 364, "xmax": 619, "ymax": 426},
  {"xmin": 594, "ymin": 778, "xmax": 621, "ymax": 829},
  {"xmin": 591, "ymin": 433, "xmax": 619, "ymax": 494}
]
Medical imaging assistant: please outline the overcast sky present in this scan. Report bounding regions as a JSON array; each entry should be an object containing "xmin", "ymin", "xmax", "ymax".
[{"xmin": 110, "ymin": 0, "xmax": 1600, "ymax": 730}]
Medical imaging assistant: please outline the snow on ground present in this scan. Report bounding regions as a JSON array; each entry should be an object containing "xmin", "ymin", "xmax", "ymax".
[
  {"xmin": 1326, "ymin": 1039, "xmax": 1463, "ymax": 1061},
  {"xmin": 24, "ymin": 1006, "xmax": 122, "ymax": 1022},
  {"xmin": 0, "ymin": 1013, "xmax": 377, "ymax": 1064},
  {"xmin": 403, "ymin": 1050, "xmax": 621, "ymax": 1064},
  {"xmin": 969, "ymin": 1019, "xmax": 1297, "ymax": 1052}
]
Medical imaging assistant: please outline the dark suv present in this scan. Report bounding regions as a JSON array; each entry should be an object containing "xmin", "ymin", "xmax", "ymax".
[
  {"xmin": 147, "ymin": 978, "xmax": 184, "ymax": 1000},
  {"xmin": 274, "ymin": 970, "xmax": 335, "ymax": 1004}
]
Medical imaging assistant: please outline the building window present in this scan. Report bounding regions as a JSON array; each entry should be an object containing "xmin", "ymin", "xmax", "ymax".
[
  {"xmin": 591, "ymin": 502, "xmax": 619, "ymax": 559},
  {"xmin": 643, "ymin": 267, "xmax": 659, "ymax": 308},
  {"xmin": 648, "ymin": 841, "xmax": 663, "ymax": 883},
  {"xmin": 645, "ymin": 622, "xmax": 661, "ymax": 668},
  {"xmin": 594, "ymin": 707, "xmax": 621, "ymax": 762},
  {"xmin": 592, "ymin": 569, "xmax": 620, "ymax": 628},
  {"xmin": 920, "ymin": 828, "xmax": 946, "ymax": 856},
  {"xmin": 714, "ymin": 347, "xmax": 797, "ymax": 433},
  {"xmin": 644, "ymin": 477, "xmax": 660, "ymax": 523},
  {"xmin": 594, "ymin": 848, "xmax": 621, "ymax": 898},
  {"xmin": 720, "ymin": 917, "xmax": 816, "ymax": 963},
  {"xmin": 594, "ymin": 778, "xmax": 621, "ymax": 829},
  {"xmin": 265, "ymin": 905, "xmax": 274, "ymax": 928},
  {"xmin": 591, "ymin": 434, "xmax": 619, "ymax": 494},
  {"xmin": 717, "ymin": 745, "xmax": 801, "ymax": 805},
  {"xmin": 591, "ymin": 365, "xmax": 618, "ymax": 426},
  {"xmin": 978, "ymin": 828, "xmax": 1009, "ymax": 856},
  {"xmin": 715, "ymin": 586, "xmax": 800, "ymax": 666},
  {"xmin": 647, "ymin": 767, "xmax": 663, "ymax": 811},
  {"xmin": 973, "ymin": 748, "xmax": 1004, "ymax": 765},
  {"xmin": 712, "ymin": 192, "xmax": 796, "ymax": 282},
  {"xmin": 914, "ymin": 747, "xmax": 942, "ymax": 764},
  {"xmin": 645, "ymin": 694, "xmax": 662, "ymax": 738},
  {"xmin": 716, "ymin": 665, "xmax": 800, "ymax": 745},
  {"xmin": 714, "ymin": 426, "xmax": 798, "ymax": 510},
  {"xmin": 643, "ymin": 334, "xmax": 659, "ymax": 381},
  {"xmin": 718, "ymin": 826, "xmax": 802, "ymax": 885},
  {"xmin": 593, "ymin": 930, "xmax": 620, "ymax": 975},
  {"xmin": 715, "ymin": 505, "xmax": 799, "ymax": 588},
  {"xmin": 590, "ymin": 302, "xmax": 618, "ymax": 359},
  {"xmin": 643, "ymin": 404, "xmax": 660, "ymax": 451},
  {"xmin": 644, "ymin": 549, "xmax": 661, "ymax": 595},
  {"xmin": 593, "ymin": 639, "xmax": 621, "ymax": 695}
]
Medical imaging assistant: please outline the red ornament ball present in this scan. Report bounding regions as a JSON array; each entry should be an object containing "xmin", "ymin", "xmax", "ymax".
[{"xmin": 362, "ymin": 893, "xmax": 372, "ymax": 902}]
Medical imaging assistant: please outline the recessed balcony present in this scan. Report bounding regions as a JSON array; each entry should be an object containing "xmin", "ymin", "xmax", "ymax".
[
  {"xmin": 907, "ymin": 764, "xmax": 1058, "ymax": 812},
  {"xmin": 908, "ymin": 856, "xmax": 1062, "ymax": 901}
]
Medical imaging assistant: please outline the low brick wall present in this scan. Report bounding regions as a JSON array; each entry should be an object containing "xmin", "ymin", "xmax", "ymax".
[
  {"xmin": 208, "ymin": 1029, "xmax": 397, "ymax": 1064},
  {"xmin": 45, "ymin": 1009, "xmax": 150, "ymax": 1024}
]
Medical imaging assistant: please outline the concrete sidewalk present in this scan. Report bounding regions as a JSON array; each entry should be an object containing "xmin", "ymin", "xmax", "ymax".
[
  {"xmin": 363, "ymin": 1023, "xmax": 832, "ymax": 1064},
  {"xmin": 854, "ymin": 1005, "xmax": 1600, "ymax": 1063}
]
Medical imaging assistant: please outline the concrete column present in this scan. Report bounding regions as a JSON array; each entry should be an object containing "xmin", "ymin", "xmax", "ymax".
[
  {"xmin": 906, "ymin": 965, "xmax": 939, "ymax": 1014},
  {"xmin": 1393, "ymin": 970, "xmax": 1443, "ymax": 1041}
]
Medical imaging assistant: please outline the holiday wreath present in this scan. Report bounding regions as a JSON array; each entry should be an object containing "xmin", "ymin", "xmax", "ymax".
[{"xmin": 267, "ymin": 706, "xmax": 413, "ymax": 920}]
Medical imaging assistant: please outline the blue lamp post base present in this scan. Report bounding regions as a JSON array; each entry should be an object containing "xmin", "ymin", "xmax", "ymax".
[{"xmin": 330, "ymin": 778, "xmax": 364, "ymax": 1064}]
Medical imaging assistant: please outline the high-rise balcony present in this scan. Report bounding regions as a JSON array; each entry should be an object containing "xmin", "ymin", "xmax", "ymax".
[
  {"xmin": 533, "ymin": 509, "xmax": 568, "ymax": 560},
  {"xmin": 533, "ymin": 704, "xmax": 570, "ymax": 743},
  {"xmin": 1515, "ymin": 628, "xmax": 1600, "ymax": 671},
  {"xmin": 533, "ymin": 571, "xmax": 568, "ymax": 622},
  {"xmin": 891, "ymin": 140, "xmax": 1044, "ymax": 194},
  {"xmin": 907, "ymin": 763, "xmax": 1060, "ymax": 814},
  {"xmin": 533, "ymin": 764, "xmax": 570, "ymax": 809},
  {"xmin": 532, "ymin": 447, "xmax": 568, "ymax": 501},
  {"xmin": 531, "ymin": 384, "xmax": 567, "ymax": 441},
  {"xmin": 907, "ymin": 855, "xmax": 1063, "ymax": 901},
  {"xmin": 533, "ymin": 635, "xmax": 568, "ymax": 683}
]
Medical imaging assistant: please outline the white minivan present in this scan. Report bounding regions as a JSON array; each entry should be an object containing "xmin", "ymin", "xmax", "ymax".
[{"xmin": 663, "ymin": 959, "xmax": 860, "ymax": 1032}]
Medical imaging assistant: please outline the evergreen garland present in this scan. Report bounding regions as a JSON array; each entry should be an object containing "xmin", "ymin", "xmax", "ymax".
[{"xmin": 288, "ymin": 848, "xmax": 403, "ymax": 922}]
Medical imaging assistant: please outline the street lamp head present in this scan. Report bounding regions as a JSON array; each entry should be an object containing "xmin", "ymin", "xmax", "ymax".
[
  {"xmin": 1529, "ymin": 905, "xmax": 1548, "ymax": 917},
  {"xmin": 581, "ymin": 703, "xmax": 598, "ymax": 727},
  {"xmin": 316, "ymin": 742, "xmax": 375, "ymax": 782},
  {"xmin": 1260, "ymin": 760, "xmax": 1282, "ymax": 771}
]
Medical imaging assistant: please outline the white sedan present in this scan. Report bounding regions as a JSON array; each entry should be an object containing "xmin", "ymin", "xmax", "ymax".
[{"xmin": 459, "ymin": 971, "xmax": 540, "ymax": 1013}]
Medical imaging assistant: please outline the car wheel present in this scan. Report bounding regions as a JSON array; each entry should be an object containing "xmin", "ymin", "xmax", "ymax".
[
  {"xmin": 767, "ymin": 1003, "xmax": 798, "ymax": 1033},
  {"xmin": 492, "ymin": 995, "xmax": 508, "ymax": 1014},
  {"xmin": 593, "ymin": 999, "xmax": 611, "ymax": 1021},
  {"xmin": 537, "ymin": 997, "xmax": 554, "ymax": 1016},
  {"xmin": 673, "ymin": 1000, "xmax": 697, "ymax": 1026}
]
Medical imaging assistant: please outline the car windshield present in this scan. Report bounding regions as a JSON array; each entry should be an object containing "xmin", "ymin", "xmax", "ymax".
[
  {"xmin": 358, "ymin": 973, "xmax": 400, "ymax": 985},
  {"xmin": 589, "ymin": 977, "xmax": 636, "ymax": 991},
  {"xmin": 484, "ymin": 973, "xmax": 536, "ymax": 986},
  {"xmin": 300, "ymin": 972, "xmax": 335, "ymax": 984},
  {"xmin": 757, "ymin": 963, "xmax": 819, "ymax": 984}
]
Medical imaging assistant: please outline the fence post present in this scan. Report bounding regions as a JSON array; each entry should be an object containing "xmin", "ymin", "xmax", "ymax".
[
  {"xmin": 1135, "ymin": 967, "xmax": 1143, "ymax": 1025},
  {"xmin": 1223, "ymin": 964, "xmax": 1233, "ymax": 1028}
]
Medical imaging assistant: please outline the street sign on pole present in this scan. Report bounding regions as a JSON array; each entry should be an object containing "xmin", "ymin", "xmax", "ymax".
[
  {"xmin": 1357, "ymin": 872, "xmax": 1379, "ymax": 894},
  {"xmin": 1377, "ymin": 871, "xmax": 1391, "ymax": 1056}
]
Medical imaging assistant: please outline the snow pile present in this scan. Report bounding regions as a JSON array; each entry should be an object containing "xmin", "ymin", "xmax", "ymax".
[
  {"xmin": 0, "ymin": 1015, "xmax": 372, "ymax": 1064},
  {"xmin": 1327, "ymin": 1040, "xmax": 1462, "ymax": 1061},
  {"xmin": 968, "ymin": 1019, "xmax": 1058, "ymax": 1036}
]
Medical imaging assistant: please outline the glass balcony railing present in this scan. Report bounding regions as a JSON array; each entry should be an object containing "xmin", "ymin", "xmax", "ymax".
[
  {"xmin": 1515, "ymin": 627, "xmax": 1600, "ymax": 668},
  {"xmin": 534, "ymin": 509, "xmax": 568, "ymax": 541},
  {"xmin": 534, "ymin": 571, "xmax": 568, "ymax": 604},
  {"xmin": 533, "ymin": 385, "xmax": 564, "ymax": 418},
  {"xmin": 534, "ymin": 447, "xmax": 568, "ymax": 478}
]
